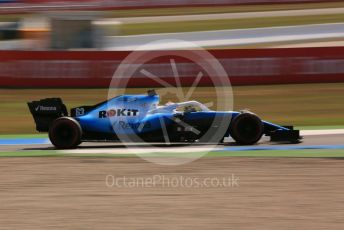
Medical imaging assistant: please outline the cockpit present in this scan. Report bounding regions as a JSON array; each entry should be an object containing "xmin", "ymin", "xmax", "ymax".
[{"xmin": 148, "ymin": 101, "xmax": 211, "ymax": 114}]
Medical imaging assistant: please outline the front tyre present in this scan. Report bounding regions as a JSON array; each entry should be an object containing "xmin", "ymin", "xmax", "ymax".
[
  {"xmin": 230, "ymin": 113, "xmax": 264, "ymax": 145},
  {"xmin": 49, "ymin": 117, "xmax": 82, "ymax": 149}
]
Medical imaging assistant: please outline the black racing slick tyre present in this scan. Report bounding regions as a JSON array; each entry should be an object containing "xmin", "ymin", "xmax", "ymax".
[
  {"xmin": 49, "ymin": 117, "xmax": 82, "ymax": 149},
  {"xmin": 230, "ymin": 113, "xmax": 264, "ymax": 145}
]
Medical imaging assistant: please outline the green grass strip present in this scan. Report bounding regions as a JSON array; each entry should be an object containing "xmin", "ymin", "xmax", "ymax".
[
  {"xmin": 0, "ymin": 134, "xmax": 48, "ymax": 139},
  {"xmin": 296, "ymin": 125, "xmax": 344, "ymax": 130},
  {"xmin": 0, "ymin": 151, "xmax": 60, "ymax": 157},
  {"xmin": 106, "ymin": 2, "xmax": 344, "ymax": 18},
  {"xmin": 118, "ymin": 14, "xmax": 344, "ymax": 35}
]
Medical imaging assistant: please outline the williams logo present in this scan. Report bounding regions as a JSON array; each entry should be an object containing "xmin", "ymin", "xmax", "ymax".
[
  {"xmin": 99, "ymin": 109, "xmax": 139, "ymax": 118},
  {"xmin": 75, "ymin": 108, "xmax": 85, "ymax": 116}
]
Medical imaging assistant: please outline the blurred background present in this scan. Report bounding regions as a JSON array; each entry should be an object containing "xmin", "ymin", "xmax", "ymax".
[
  {"xmin": 1, "ymin": 0, "xmax": 344, "ymax": 133},
  {"xmin": 1, "ymin": 0, "xmax": 344, "ymax": 50}
]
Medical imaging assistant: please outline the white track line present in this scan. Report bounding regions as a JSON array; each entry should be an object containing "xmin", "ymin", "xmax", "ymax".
[
  {"xmin": 301, "ymin": 129, "xmax": 344, "ymax": 136},
  {"xmin": 104, "ymin": 23, "xmax": 344, "ymax": 50}
]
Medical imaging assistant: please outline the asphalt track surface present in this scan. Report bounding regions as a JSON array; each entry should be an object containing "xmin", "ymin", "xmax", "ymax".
[
  {"xmin": 0, "ymin": 131, "xmax": 343, "ymax": 153},
  {"xmin": 104, "ymin": 23, "xmax": 344, "ymax": 50}
]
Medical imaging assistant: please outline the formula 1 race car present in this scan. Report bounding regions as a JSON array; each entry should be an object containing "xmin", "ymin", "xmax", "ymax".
[{"xmin": 28, "ymin": 90, "xmax": 301, "ymax": 149}]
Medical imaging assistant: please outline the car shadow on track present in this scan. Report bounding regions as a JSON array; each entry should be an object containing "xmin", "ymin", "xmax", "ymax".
[{"xmin": 23, "ymin": 142, "xmax": 209, "ymax": 150}]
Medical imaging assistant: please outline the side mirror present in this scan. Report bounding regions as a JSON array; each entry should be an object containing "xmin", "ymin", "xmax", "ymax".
[{"xmin": 147, "ymin": 89, "xmax": 157, "ymax": 96}]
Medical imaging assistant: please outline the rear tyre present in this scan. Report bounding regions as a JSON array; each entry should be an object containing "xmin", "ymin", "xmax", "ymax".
[
  {"xmin": 230, "ymin": 113, "xmax": 264, "ymax": 145},
  {"xmin": 49, "ymin": 117, "xmax": 82, "ymax": 149}
]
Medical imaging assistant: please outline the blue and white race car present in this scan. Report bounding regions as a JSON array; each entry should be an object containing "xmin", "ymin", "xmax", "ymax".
[{"xmin": 28, "ymin": 90, "xmax": 301, "ymax": 149}]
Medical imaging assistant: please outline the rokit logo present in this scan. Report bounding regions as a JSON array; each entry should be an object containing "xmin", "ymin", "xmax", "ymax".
[
  {"xmin": 99, "ymin": 109, "xmax": 139, "ymax": 118},
  {"xmin": 35, "ymin": 105, "xmax": 57, "ymax": 112}
]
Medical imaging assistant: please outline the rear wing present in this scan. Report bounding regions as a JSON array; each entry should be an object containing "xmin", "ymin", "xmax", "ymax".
[{"xmin": 27, "ymin": 98, "xmax": 68, "ymax": 132}]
